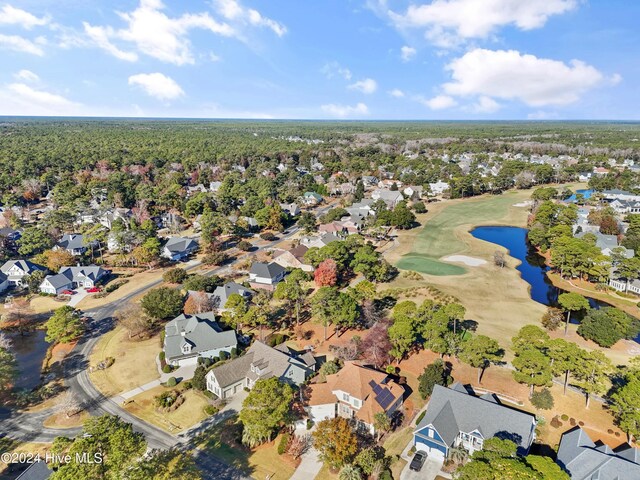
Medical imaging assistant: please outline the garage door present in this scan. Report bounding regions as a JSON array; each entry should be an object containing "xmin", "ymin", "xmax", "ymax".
[{"xmin": 415, "ymin": 438, "xmax": 446, "ymax": 460}]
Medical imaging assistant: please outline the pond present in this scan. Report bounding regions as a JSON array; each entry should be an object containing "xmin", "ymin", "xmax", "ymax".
[
  {"xmin": 564, "ymin": 189, "xmax": 594, "ymax": 203},
  {"xmin": 5, "ymin": 330, "xmax": 50, "ymax": 390},
  {"xmin": 470, "ymin": 226, "xmax": 617, "ymax": 329}
]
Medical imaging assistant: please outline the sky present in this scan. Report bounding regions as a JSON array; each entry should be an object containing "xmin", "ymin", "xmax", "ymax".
[{"xmin": 0, "ymin": 0, "xmax": 638, "ymax": 120}]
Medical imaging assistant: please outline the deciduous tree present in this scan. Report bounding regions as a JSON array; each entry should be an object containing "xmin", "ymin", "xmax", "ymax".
[{"xmin": 313, "ymin": 417, "xmax": 358, "ymax": 469}]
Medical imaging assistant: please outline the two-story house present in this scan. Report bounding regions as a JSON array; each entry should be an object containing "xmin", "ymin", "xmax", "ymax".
[
  {"xmin": 0, "ymin": 260, "xmax": 46, "ymax": 287},
  {"xmin": 248, "ymin": 262, "xmax": 286, "ymax": 291},
  {"xmin": 206, "ymin": 341, "xmax": 316, "ymax": 399},
  {"xmin": 163, "ymin": 312, "xmax": 237, "ymax": 367},
  {"xmin": 413, "ymin": 383, "xmax": 536, "ymax": 461},
  {"xmin": 161, "ymin": 237, "xmax": 199, "ymax": 261},
  {"xmin": 55, "ymin": 234, "xmax": 95, "ymax": 256},
  {"xmin": 305, "ymin": 362, "xmax": 405, "ymax": 435}
]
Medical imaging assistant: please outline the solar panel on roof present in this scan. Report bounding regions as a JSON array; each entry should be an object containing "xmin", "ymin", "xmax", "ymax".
[{"xmin": 375, "ymin": 388, "xmax": 394, "ymax": 409}]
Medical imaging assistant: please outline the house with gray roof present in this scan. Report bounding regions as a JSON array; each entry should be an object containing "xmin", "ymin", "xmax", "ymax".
[
  {"xmin": 0, "ymin": 271, "xmax": 9, "ymax": 294},
  {"xmin": 163, "ymin": 312, "xmax": 237, "ymax": 367},
  {"xmin": 556, "ymin": 427, "xmax": 640, "ymax": 479},
  {"xmin": 162, "ymin": 237, "xmax": 199, "ymax": 261},
  {"xmin": 413, "ymin": 383, "xmax": 536, "ymax": 460},
  {"xmin": 39, "ymin": 265, "xmax": 109, "ymax": 295},
  {"xmin": 300, "ymin": 233, "xmax": 342, "ymax": 249},
  {"xmin": 371, "ymin": 189, "xmax": 404, "ymax": 209},
  {"xmin": 575, "ymin": 231, "xmax": 634, "ymax": 258},
  {"xmin": 279, "ymin": 202, "xmax": 301, "ymax": 217},
  {"xmin": 1, "ymin": 260, "xmax": 46, "ymax": 287},
  {"xmin": 55, "ymin": 233, "xmax": 95, "ymax": 256},
  {"xmin": 206, "ymin": 341, "xmax": 316, "ymax": 399},
  {"xmin": 248, "ymin": 262, "xmax": 286, "ymax": 291},
  {"xmin": 195, "ymin": 281, "xmax": 254, "ymax": 311}
]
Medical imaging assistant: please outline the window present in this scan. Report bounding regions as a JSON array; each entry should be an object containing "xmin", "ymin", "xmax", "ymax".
[
  {"xmin": 342, "ymin": 393, "xmax": 349, "ymax": 401},
  {"xmin": 428, "ymin": 429, "xmax": 434, "ymax": 438},
  {"xmin": 353, "ymin": 399, "xmax": 360, "ymax": 408}
]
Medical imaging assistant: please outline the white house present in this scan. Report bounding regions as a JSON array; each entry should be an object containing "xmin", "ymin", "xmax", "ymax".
[
  {"xmin": 0, "ymin": 260, "xmax": 46, "ymax": 287},
  {"xmin": 39, "ymin": 265, "xmax": 109, "ymax": 295},
  {"xmin": 248, "ymin": 262, "xmax": 286, "ymax": 291},
  {"xmin": 162, "ymin": 237, "xmax": 199, "ymax": 261},
  {"xmin": 428, "ymin": 181, "xmax": 450, "ymax": 196}
]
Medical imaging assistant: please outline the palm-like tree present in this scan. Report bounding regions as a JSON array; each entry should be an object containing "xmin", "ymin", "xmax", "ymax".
[{"xmin": 448, "ymin": 446, "xmax": 469, "ymax": 465}]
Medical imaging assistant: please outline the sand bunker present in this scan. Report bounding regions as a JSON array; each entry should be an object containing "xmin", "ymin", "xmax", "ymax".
[
  {"xmin": 442, "ymin": 255, "xmax": 487, "ymax": 266},
  {"xmin": 513, "ymin": 201, "xmax": 533, "ymax": 207}
]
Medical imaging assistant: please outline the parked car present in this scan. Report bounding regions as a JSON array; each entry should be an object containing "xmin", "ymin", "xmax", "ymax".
[
  {"xmin": 61, "ymin": 290, "xmax": 75, "ymax": 295},
  {"xmin": 409, "ymin": 451, "xmax": 427, "ymax": 472},
  {"xmin": 86, "ymin": 287, "xmax": 101, "ymax": 293}
]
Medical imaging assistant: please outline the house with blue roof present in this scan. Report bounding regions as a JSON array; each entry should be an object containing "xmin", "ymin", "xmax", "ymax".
[{"xmin": 413, "ymin": 383, "xmax": 536, "ymax": 460}]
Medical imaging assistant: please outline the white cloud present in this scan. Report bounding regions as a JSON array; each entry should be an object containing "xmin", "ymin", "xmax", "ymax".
[
  {"xmin": 84, "ymin": 0, "xmax": 272, "ymax": 65},
  {"xmin": 215, "ymin": 0, "xmax": 286, "ymax": 36},
  {"xmin": 443, "ymin": 48, "xmax": 611, "ymax": 106},
  {"xmin": 0, "ymin": 5, "xmax": 49, "ymax": 29},
  {"xmin": 321, "ymin": 102, "xmax": 369, "ymax": 118},
  {"xmin": 527, "ymin": 110, "xmax": 559, "ymax": 120},
  {"xmin": 0, "ymin": 34, "xmax": 44, "ymax": 55},
  {"xmin": 471, "ymin": 96, "xmax": 501, "ymax": 113},
  {"xmin": 348, "ymin": 78, "xmax": 378, "ymax": 94},
  {"xmin": 13, "ymin": 70, "xmax": 39, "ymax": 82},
  {"xmin": 419, "ymin": 94, "xmax": 457, "ymax": 110},
  {"xmin": 128, "ymin": 72, "xmax": 185, "ymax": 101},
  {"xmin": 321, "ymin": 62, "xmax": 352, "ymax": 80},
  {"xmin": 378, "ymin": 0, "xmax": 576, "ymax": 48},
  {"xmin": 0, "ymin": 82, "xmax": 81, "ymax": 115},
  {"xmin": 389, "ymin": 89, "xmax": 405, "ymax": 98},
  {"xmin": 400, "ymin": 45, "xmax": 416, "ymax": 62}
]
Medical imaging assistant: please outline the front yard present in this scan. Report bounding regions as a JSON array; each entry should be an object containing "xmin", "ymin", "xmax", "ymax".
[
  {"xmin": 197, "ymin": 416, "xmax": 298, "ymax": 480},
  {"xmin": 88, "ymin": 326, "xmax": 161, "ymax": 397},
  {"xmin": 123, "ymin": 385, "xmax": 210, "ymax": 433}
]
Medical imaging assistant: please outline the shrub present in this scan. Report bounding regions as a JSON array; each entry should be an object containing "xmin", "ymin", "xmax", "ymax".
[
  {"xmin": 260, "ymin": 232, "xmax": 277, "ymax": 241},
  {"xmin": 163, "ymin": 268, "xmax": 188, "ymax": 284},
  {"xmin": 413, "ymin": 201, "xmax": 427, "ymax": 213},
  {"xmin": 204, "ymin": 405, "xmax": 219, "ymax": 416},
  {"xmin": 203, "ymin": 251, "xmax": 229, "ymax": 266},
  {"xmin": 237, "ymin": 240, "xmax": 252, "ymax": 251},
  {"xmin": 162, "ymin": 364, "xmax": 172, "ymax": 374},
  {"xmin": 530, "ymin": 388, "xmax": 554, "ymax": 410},
  {"xmin": 104, "ymin": 357, "xmax": 115, "ymax": 368},
  {"xmin": 159, "ymin": 351, "xmax": 165, "ymax": 362},
  {"xmin": 105, "ymin": 280, "xmax": 128, "ymax": 293},
  {"xmin": 415, "ymin": 411, "xmax": 426, "ymax": 425},
  {"xmin": 561, "ymin": 414, "xmax": 569, "ymax": 421},
  {"xmin": 578, "ymin": 421, "xmax": 584, "ymax": 426},
  {"xmin": 166, "ymin": 377, "xmax": 177, "ymax": 387},
  {"xmin": 306, "ymin": 419, "xmax": 313, "ymax": 430},
  {"xmin": 182, "ymin": 380, "xmax": 192, "ymax": 390},
  {"xmin": 277, "ymin": 433, "xmax": 290, "ymax": 455},
  {"xmin": 570, "ymin": 418, "xmax": 576, "ymax": 426},
  {"xmin": 230, "ymin": 347, "xmax": 238, "ymax": 358},
  {"xmin": 219, "ymin": 351, "xmax": 230, "ymax": 360},
  {"xmin": 550, "ymin": 416, "xmax": 562, "ymax": 429}
]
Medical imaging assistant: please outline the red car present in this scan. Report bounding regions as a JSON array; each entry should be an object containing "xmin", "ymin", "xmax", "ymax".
[
  {"xmin": 86, "ymin": 287, "xmax": 101, "ymax": 293},
  {"xmin": 61, "ymin": 290, "xmax": 75, "ymax": 295}
]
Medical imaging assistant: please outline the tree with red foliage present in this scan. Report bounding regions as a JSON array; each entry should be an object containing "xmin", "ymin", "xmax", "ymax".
[
  {"xmin": 359, "ymin": 320, "xmax": 392, "ymax": 368},
  {"xmin": 314, "ymin": 258, "xmax": 338, "ymax": 287}
]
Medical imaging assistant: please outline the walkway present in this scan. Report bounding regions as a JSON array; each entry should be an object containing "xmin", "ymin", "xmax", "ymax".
[{"xmin": 289, "ymin": 447, "xmax": 322, "ymax": 480}]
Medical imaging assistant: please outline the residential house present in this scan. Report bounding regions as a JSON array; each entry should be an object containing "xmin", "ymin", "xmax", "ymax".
[
  {"xmin": 319, "ymin": 221, "xmax": 348, "ymax": 236},
  {"xmin": 55, "ymin": 234, "xmax": 94, "ymax": 256},
  {"xmin": 302, "ymin": 192, "xmax": 323, "ymax": 206},
  {"xmin": 429, "ymin": 181, "xmax": 450, "ymax": 196},
  {"xmin": 593, "ymin": 167, "xmax": 610, "ymax": 176},
  {"xmin": 347, "ymin": 199, "xmax": 375, "ymax": 217},
  {"xmin": 0, "ymin": 271, "xmax": 9, "ymax": 294},
  {"xmin": 186, "ymin": 184, "xmax": 208, "ymax": 197},
  {"xmin": 209, "ymin": 181, "xmax": 222, "ymax": 193},
  {"xmin": 305, "ymin": 362, "xmax": 405, "ymax": 435},
  {"xmin": 210, "ymin": 282, "xmax": 253, "ymax": 310},
  {"xmin": 575, "ymin": 231, "xmax": 634, "ymax": 258},
  {"xmin": 378, "ymin": 179, "xmax": 403, "ymax": 190},
  {"xmin": 300, "ymin": 233, "xmax": 342, "ymax": 249},
  {"xmin": 39, "ymin": 265, "xmax": 109, "ymax": 295},
  {"xmin": 371, "ymin": 189, "xmax": 404, "ymax": 209},
  {"xmin": 163, "ymin": 312, "xmax": 237, "ymax": 367},
  {"xmin": 98, "ymin": 208, "xmax": 131, "ymax": 229},
  {"xmin": 361, "ymin": 176, "xmax": 378, "ymax": 188},
  {"xmin": 1, "ymin": 260, "xmax": 46, "ymax": 287},
  {"xmin": 403, "ymin": 186, "xmax": 423, "ymax": 199},
  {"xmin": 248, "ymin": 262, "xmax": 286, "ymax": 291},
  {"xmin": 413, "ymin": 383, "xmax": 536, "ymax": 460},
  {"xmin": 279, "ymin": 203, "xmax": 301, "ymax": 217},
  {"xmin": 162, "ymin": 237, "xmax": 199, "ymax": 261},
  {"xmin": 15, "ymin": 460, "xmax": 52, "ymax": 480},
  {"xmin": 556, "ymin": 427, "xmax": 640, "ymax": 479},
  {"xmin": 206, "ymin": 341, "xmax": 316, "ymax": 399},
  {"xmin": 0, "ymin": 227, "xmax": 21, "ymax": 242},
  {"xmin": 578, "ymin": 172, "xmax": 592, "ymax": 182},
  {"xmin": 272, "ymin": 245, "xmax": 314, "ymax": 272}
]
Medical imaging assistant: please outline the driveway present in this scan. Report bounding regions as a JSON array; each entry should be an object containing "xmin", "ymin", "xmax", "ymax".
[
  {"xmin": 68, "ymin": 289, "xmax": 89, "ymax": 307},
  {"xmin": 400, "ymin": 456, "xmax": 445, "ymax": 480}
]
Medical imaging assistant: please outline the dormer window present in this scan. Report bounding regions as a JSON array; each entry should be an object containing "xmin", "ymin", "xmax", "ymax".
[{"xmin": 181, "ymin": 343, "xmax": 191, "ymax": 354}]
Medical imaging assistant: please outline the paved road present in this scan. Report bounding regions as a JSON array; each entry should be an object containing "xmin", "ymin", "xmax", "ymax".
[{"xmin": 1, "ymin": 208, "xmax": 333, "ymax": 475}]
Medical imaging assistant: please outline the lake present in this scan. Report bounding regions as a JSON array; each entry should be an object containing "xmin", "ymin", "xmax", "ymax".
[
  {"xmin": 6, "ymin": 330, "xmax": 50, "ymax": 390},
  {"xmin": 470, "ymin": 226, "xmax": 609, "ymax": 321}
]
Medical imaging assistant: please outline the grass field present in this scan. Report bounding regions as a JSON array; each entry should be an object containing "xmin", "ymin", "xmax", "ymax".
[
  {"xmin": 385, "ymin": 190, "xmax": 548, "ymax": 349},
  {"xmin": 89, "ymin": 326, "xmax": 161, "ymax": 397},
  {"xmin": 396, "ymin": 191, "xmax": 532, "ymax": 275},
  {"xmin": 123, "ymin": 386, "xmax": 209, "ymax": 433}
]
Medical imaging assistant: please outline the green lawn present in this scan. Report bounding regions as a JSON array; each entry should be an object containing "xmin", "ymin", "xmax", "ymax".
[{"xmin": 396, "ymin": 191, "xmax": 528, "ymax": 275}]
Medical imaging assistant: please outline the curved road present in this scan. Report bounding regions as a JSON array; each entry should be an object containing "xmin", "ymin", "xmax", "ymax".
[{"xmin": 0, "ymin": 220, "xmax": 325, "ymax": 476}]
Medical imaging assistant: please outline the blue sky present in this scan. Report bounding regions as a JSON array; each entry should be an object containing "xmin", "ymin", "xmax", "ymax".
[{"xmin": 0, "ymin": 0, "xmax": 638, "ymax": 119}]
